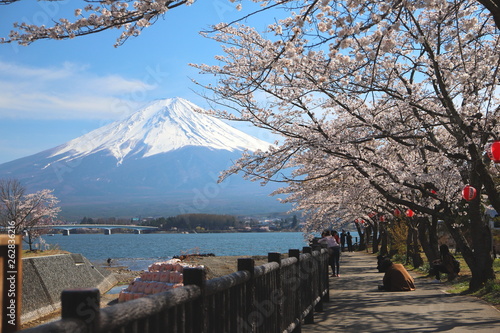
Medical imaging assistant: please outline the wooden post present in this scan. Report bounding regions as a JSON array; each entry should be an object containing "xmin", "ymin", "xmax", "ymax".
[
  {"xmin": 61, "ymin": 288, "xmax": 100, "ymax": 333},
  {"xmin": 268, "ymin": 252, "xmax": 282, "ymax": 332},
  {"xmin": 289, "ymin": 249, "xmax": 302, "ymax": 332},
  {"xmin": 300, "ymin": 248, "xmax": 315, "ymax": 326},
  {"xmin": 322, "ymin": 248, "xmax": 330, "ymax": 303},
  {"xmin": 183, "ymin": 267, "xmax": 207, "ymax": 333},
  {"xmin": 1, "ymin": 234, "xmax": 22, "ymax": 333},
  {"xmin": 303, "ymin": 246, "xmax": 324, "ymax": 314},
  {"xmin": 238, "ymin": 258, "xmax": 255, "ymax": 332},
  {"xmin": 268, "ymin": 252, "xmax": 281, "ymax": 265},
  {"xmin": 313, "ymin": 245, "xmax": 330, "ymax": 303},
  {"xmin": 311, "ymin": 242, "xmax": 322, "ymax": 253}
]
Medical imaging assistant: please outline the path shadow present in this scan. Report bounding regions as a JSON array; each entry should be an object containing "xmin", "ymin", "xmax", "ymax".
[{"xmin": 303, "ymin": 252, "xmax": 500, "ymax": 333}]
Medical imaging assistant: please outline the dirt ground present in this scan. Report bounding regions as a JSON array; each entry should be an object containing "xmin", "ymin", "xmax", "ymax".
[
  {"xmin": 20, "ymin": 255, "xmax": 270, "ymax": 329},
  {"xmin": 180, "ymin": 254, "xmax": 269, "ymax": 279}
]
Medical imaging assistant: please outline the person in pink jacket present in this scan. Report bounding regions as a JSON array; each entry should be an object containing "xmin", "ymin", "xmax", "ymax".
[{"xmin": 319, "ymin": 230, "xmax": 341, "ymax": 277}]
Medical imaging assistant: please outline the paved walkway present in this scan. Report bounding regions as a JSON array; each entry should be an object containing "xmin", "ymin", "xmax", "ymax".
[{"xmin": 303, "ymin": 251, "xmax": 500, "ymax": 332}]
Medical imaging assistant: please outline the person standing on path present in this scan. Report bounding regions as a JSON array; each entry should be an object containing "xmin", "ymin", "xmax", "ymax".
[
  {"xmin": 346, "ymin": 231, "xmax": 353, "ymax": 252},
  {"xmin": 330, "ymin": 230, "xmax": 341, "ymax": 276},
  {"xmin": 340, "ymin": 230, "xmax": 346, "ymax": 251},
  {"xmin": 318, "ymin": 230, "xmax": 341, "ymax": 277}
]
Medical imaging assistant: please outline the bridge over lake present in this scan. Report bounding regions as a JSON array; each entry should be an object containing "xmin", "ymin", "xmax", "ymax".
[{"xmin": 42, "ymin": 224, "xmax": 158, "ymax": 235}]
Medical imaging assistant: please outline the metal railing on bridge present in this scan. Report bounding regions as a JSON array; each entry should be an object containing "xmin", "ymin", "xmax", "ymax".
[
  {"xmin": 21, "ymin": 246, "xmax": 329, "ymax": 333},
  {"xmin": 28, "ymin": 224, "xmax": 159, "ymax": 235}
]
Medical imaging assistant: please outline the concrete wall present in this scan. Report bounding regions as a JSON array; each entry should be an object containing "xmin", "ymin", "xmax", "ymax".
[{"xmin": 21, "ymin": 253, "xmax": 117, "ymax": 323}]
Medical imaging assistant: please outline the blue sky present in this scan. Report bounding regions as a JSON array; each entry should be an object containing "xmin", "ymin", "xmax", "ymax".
[{"xmin": 0, "ymin": 1, "xmax": 277, "ymax": 164}]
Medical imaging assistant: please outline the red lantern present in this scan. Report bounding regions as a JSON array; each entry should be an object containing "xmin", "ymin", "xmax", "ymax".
[
  {"xmin": 430, "ymin": 189, "xmax": 437, "ymax": 195},
  {"xmin": 406, "ymin": 209, "xmax": 415, "ymax": 217},
  {"xmin": 393, "ymin": 209, "xmax": 401, "ymax": 217},
  {"xmin": 379, "ymin": 215, "xmax": 385, "ymax": 222},
  {"xmin": 489, "ymin": 141, "xmax": 500, "ymax": 163},
  {"xmin": 462, "ymin": 185, "xmax": 477, "ymax": 201}
]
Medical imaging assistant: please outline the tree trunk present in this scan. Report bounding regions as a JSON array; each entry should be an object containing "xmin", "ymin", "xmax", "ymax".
[
  {"xmin": 355, "ymin": 222, "xmax": 366, "ymax": 251},
  {"xmin": 365, "ymin": 224, "xmax": 372, "ymax": 253},
  {"xmin": 476, "ymin": 0, "xmax": 500, "ymax": 32},
  {"xmin": 418, "ymin": 216, "xmax": 439, "ymax": 263},
  {"xmin": 467, "ymin": 158, "xmax": 496, "ymax": 290},
  {"xmin": 379, "ymin": 223, "xmax": 388, "ymax": 256},
  {"xmin": 467, "ymin": 172, "xmax": 495, "ymax": 290},
  {"xmin": 406, "ymin": 223, "xmax": 412, "ymax": 265},
  {"xmin": 405, "ymin": 219, "xmax": 423, "ymax": 267},
  {"xmin": 412, "ymin": 224, "xmax": 423, "ymax": 268},
  {"xmin": 468, "ymin": 224, "xmax": 495, "ymax": 291},
  {"xmin": 25, "ymin": 231, "xmax": 34, "ymax": 251},
  {"xmin": 442, "ymin": 208, "xmax": 495, "ymax": 291},
  {"xmin": 429, "ymin": 215, "xmax": 440, "ymax": 259}
]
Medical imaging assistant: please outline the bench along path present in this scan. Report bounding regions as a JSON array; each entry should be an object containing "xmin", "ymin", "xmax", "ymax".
[{"xmin": 303, "ymin": 251, "xmax": 500, "ymax": 332}]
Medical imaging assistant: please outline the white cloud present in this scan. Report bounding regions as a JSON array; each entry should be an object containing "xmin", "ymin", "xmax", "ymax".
[
  {"xmin": 0, "ymin": 60, "xmax": 156, "ymax": 119},
  {"xmin": 0, "ymin": 61, "xmax": 77, "ymax": 80}
]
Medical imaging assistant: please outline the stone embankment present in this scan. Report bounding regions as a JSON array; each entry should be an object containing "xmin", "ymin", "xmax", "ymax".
[{"xmin": 22, "ymin": 254, "xmax": 117, "ymax": 325}]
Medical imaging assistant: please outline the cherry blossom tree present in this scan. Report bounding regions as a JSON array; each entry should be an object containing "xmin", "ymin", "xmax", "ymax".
[
  {"xmin": 2, "ymin": 1, "xmax": 500, "ymax": 47},
  {"xmin": 192, "ymin": 0, "xmax": 500, "ymax": 290},
  {"xmin": 0, "ymin": 179, "xmax": 61, "ymax": 251},
  {"xmin": 2, "ymin": 0, "xmax": 500, "ymax": 290},
  {"xmin": 272, "ymin": 138, "xmax": 462, "ymax": 266},
  {"xmin": 0, "ymin": 0, "xmax": 195, "ymax": 47}
]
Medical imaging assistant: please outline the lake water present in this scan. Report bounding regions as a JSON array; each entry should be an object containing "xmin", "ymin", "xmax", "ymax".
[
  {"xmin": 36, "ymin": 231, "xmax": 359, "ymax": 271},
  {"xmin": 37, "ymin": 232, "xmax": 312, "ymax": 271}
]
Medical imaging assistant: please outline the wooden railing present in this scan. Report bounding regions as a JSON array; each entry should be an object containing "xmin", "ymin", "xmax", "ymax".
[{"xmin": 21, "ymin": 246, "xmax": 329, "ymax": 333}]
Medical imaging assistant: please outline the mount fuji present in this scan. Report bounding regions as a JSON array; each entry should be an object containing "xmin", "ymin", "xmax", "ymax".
[{"xmin": 0, "ymin": 98, "xmax": 287, "ymax": 219}]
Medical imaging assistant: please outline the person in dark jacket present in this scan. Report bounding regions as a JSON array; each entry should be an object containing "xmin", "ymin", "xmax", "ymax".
[
  {"xmin": 346, "ymin": 232, "xmax": 353, "ymax": 252},
  {"xmin": 430, "ymin": 244, "xmax": 458, "ymax": 282},
  {"xmin": 340, "ymin": 230, "xmax": 346, "ymax": 251},
  {"xmin": 378, "ymin": 258, "xmax": 416, "ymax": 291}
]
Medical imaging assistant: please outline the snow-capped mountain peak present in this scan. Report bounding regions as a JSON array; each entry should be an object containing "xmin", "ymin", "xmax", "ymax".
[
  {"xmin": 0, "ymin": 97, "xmax": 287, "ymax": 218},
  {"xmin": 50, "ymin": 97, "xmax": 271, "ymax": 164}
]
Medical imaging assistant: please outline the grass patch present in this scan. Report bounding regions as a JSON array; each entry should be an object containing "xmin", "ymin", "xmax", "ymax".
[
  {"xmin": 22, "ymin": 248, "xmax": 69, "ymax": 258},
  {"xmin": 446, "ymin": 256, "xmax": 500, "ymax": 309},
  {"xmin": 471, "ymin": 279, "xmax": 500, "ymax": 305},
  {"xmin": 448, "ymin": 279, "xmax": 470, "ymax": 294}
]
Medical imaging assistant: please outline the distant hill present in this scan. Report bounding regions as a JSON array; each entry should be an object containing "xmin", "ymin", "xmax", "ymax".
[{"xmin": 0, "ymin": 98, "xmax": 288, "ymax": 219}]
